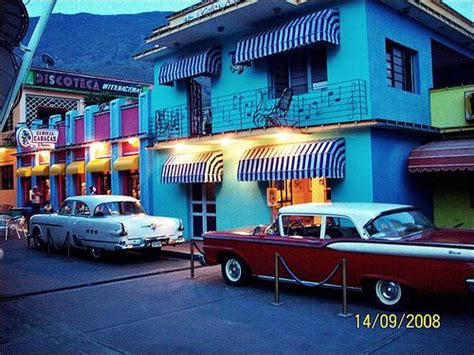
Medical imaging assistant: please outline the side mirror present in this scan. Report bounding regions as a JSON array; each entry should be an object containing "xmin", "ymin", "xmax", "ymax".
[{"xmin": 253, "ymin": 224, "xmax": 267, "ymax": 235}]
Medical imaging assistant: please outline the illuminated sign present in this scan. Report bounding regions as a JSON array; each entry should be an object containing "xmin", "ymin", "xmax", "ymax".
[
  {"xmin": 16, "ymin": 127, "xmax": 59, "ymax": 149},
  {"xmin": 32, "ymin": 68, "xmax": 147, "ymax": 96},
  {"xmin": 181, "ymin": 0, "xmax": 240, "ymax": 24}
]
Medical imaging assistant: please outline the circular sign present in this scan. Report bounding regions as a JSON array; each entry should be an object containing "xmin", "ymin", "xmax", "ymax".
[{"xmin": 16, "ymin": 127, "xmax": 33, "ymax": 148}]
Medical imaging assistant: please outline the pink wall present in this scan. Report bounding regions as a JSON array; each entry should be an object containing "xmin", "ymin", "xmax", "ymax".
[
  {"xmin": 75, "ymin": 117, "xmax": 85, "ymax": 144},
  {"xmin": 94, "ymin": 112, "xmax": 110, "ymax": 140},
  {"xmin": 122, "ymin": 141, "xmax": 139, "ymax": 155},
  {"xmin": 122, "ymin": 106, "xmax": 139, "ymax": 136},
  {"xmin": 57, "ymin": 123, "xmax": 66, "ymax": 146},
  {"xmin": 74, "ymin": 148, "xmax": 85, "ymax": 161},
  {"xmin": 21, "ymin": 155, "xmax": 32, "ymax": 166}
]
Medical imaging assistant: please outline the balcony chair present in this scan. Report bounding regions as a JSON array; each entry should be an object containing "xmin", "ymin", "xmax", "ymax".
[{"xmin": 253, "ymin": 88, "xmax": 294, "ymax": 128}]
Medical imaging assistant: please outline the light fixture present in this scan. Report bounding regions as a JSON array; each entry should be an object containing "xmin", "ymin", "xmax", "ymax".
[
  {"xmin": 173, "ymin": 42, "xmax": 180, "ymax": 48},
  {"xmin": 276, "ymin": 132, "xmax": 289, "ymax": 141},
  {"xmin": 0, "ymin": 147, "xmax": 6, "ymax": 153},
  {"xmin": 220, "ymin": 137, "xmax": 232, "ymax": 147},
  {"xmin": 217, "ymin": 26, "xmax": 224, "ymax": 33},
  {"xmin": 127, "ymin": 137, "xmax": 139, "ymax": 147},
  {"xmin": 175, "ymin": 143, "xmax": 187, "ymax": 152},
  {"xmin": 273, "ymin": 7, "xmax": 281, "ymax": 15},
  {"xmin": 39, "ymin": 150, "xmax": 50, "ymax": 160}
]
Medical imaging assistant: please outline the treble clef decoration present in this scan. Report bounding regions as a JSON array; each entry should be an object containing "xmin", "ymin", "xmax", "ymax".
[{"xmin": 346, "ymin": 82, "xmax": 358, "ymax": 119}]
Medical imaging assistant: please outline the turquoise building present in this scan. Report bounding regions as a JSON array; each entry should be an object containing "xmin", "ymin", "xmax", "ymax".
[
  {"xmin": 132, "ymin": 0, "xmax": 473, "ymax": 238},
  {"xmin": 17, "ymin": 1, "xmax": 473, "ymax": 236}
]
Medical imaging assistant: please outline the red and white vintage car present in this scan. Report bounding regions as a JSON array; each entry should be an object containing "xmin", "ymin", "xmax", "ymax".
[{"xmin": 202, "ymin": 203, "xmax": 474, "ymax": 310}]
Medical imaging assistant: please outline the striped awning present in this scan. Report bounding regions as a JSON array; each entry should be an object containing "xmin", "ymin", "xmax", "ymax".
[
  {"xmin": 162, "ymin": 151, "xmax": 223, "ymax": 184},
  {"xmin": 235, "ymin": 9, "xmax": 340, "ymax": 64},
  {"xmin": 237, "ymin": 138, "xmax": 345, "ymax": 181},
  {"xmin": 158, "ymin": 47, "xmax": 222, "ymax": 86},
  {"xmin": 408, "ymin": 139, "xmax": 474, "ymax": 173}
]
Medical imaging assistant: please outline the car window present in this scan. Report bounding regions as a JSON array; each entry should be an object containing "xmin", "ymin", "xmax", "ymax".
[
  {"xmin": 74, "ymin": 201, "xmax": 90, "ymax": 216},
  {"xmin": 325, "ymin": 216, "xmax": 361, "ymax": 240},
  {"xmin": 94, "ymin": 203, "xmax": 111, "ymax": 217},
  {"xmin": 281, "ymin": 215, "xmax": 323, "ymax": 238},
  {"xmin": 59, "ymin": 200, "xmax": 74, "ymax": 215}
]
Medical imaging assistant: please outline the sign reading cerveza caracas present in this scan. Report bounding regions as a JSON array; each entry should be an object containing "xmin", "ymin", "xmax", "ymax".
[
  {"xmin": 16, "ymin": 127, "xmax": 58, "ymax": 149},
  {"xmin": 33, "ymin": 68, "xmax": 146, "ymax": 96}
]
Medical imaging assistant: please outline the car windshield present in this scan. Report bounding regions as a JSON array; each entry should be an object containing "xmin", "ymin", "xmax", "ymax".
[
  {"xmin": 365, "ymin": 210, "xmax": 434, "ymax": 240},
  {"xmin": 94, "ymin": 201, "xmax": 145, "ymax": 216}
]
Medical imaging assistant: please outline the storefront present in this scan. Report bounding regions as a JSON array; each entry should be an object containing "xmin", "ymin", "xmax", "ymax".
[
  {"xmin": 113, "ymin": 139, "xmax": 140, "ymax": 198},
  {"xmin": 66, "ymin": 148, "xmax": 86, "ymax": 196}
]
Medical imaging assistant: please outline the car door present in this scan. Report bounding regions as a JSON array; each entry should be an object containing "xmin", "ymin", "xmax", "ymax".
[
  {"xmin": 48, "ymin": 200, "xmax": 75, "ymax": 248},
  {"xmin": 251, "ymin": 213, "xmax": 327, "ymax": 283},
  {"xmin": 70, "ymin": 200, "xmax": 95, "ymax": 248}
]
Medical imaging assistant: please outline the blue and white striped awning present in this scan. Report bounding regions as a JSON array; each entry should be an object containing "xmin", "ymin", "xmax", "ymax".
[
  {"xmin": 237, "ymin": 138, "xmax": 345, "ymax": 181},
  {"xmin": 162, "ymin": 151, "xmax": 224, "ymax": 184},
  {"xmin": 158, "ymin": 47, "xmax": 222, "ymax": 85},
  {"xmin": 235, "ymin": 8, "xmax": 340, "ymax": 64}
]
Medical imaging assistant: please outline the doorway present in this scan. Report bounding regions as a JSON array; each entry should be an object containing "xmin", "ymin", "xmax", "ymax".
[{"xmin": 190, "ymin": 183, "xmax": 216, "ymax": 238}]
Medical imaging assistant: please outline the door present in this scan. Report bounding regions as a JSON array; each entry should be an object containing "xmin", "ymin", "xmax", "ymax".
[
  {"xmin": 48, "ymin": 199, "xmax": 76, "ymax": 247},
  {"xmin": 190, "ymin": 183, "xmax": 216, "ymax": 238},
  {"xmin": 188, "ymin": 76, "xmax": 212, "ymax": 136}
]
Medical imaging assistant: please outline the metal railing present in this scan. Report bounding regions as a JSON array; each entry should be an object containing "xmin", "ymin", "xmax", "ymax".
[{"xmin": 154, "ymin": 79, "xmax": 367, "ymax": 141}]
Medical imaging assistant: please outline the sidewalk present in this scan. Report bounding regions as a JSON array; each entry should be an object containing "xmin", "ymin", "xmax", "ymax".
[{"xmin": 161, "ymin": 240, "xmax": 204, "ymax": 260}]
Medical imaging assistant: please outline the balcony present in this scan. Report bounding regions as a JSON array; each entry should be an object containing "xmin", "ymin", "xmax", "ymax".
[
  {"xmin": 430, "ymin": 84, "xmax": 474, "ymax": 129},
  {"xmin": 154, "ymin": 79, "xmax": 367, "ymax": 142}
]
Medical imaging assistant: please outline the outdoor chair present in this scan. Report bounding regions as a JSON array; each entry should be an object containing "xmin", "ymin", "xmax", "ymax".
[
  {"xmin": 0, "ymin": 215, "xmax": 11, "ymax": 240},
  {"xmin": 253, "ymin": 88, "xmax": 294, "ymax": 128},
  {"xmin": 6, "ymin": 216, "xmax": 27, "ymax": 240}
]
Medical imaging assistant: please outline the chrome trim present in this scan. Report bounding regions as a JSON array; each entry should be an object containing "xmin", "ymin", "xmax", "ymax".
[
  {"xmin": 467, "ymin": 279, "xmax": 474, "ymax": 294},
  {"xmin": 256, "ymin": 275, "xmax": 362, "ymax": 292}
]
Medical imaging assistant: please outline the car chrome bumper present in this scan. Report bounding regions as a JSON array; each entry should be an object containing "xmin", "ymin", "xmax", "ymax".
[
  {"xmin": 467, "ymin": 279, "xmax": 474, "ymax": 294},
  {"xmin": 114, "ymin": 236, "xmax": 185, "ymax": 250}
]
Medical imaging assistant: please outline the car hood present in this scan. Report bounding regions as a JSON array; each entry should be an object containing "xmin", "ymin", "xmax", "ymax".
[
  {"xmin": 112, "ymin": 214, "xmax": 181, "ymax": 237},
  {"xmin": 406, "ymin": 228, "xmax": 474, "ymax": 247}
]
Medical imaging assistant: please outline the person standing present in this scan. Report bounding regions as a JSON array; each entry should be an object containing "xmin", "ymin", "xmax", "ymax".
[{"xmin": 31, "ymin": 186, "xmax": 42, "ymax": 215}]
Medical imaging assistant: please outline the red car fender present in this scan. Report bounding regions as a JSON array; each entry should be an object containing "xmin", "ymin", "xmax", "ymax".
[{"xmin": 359, "ymin": 273, "xmax": 416, "ymax": 290}]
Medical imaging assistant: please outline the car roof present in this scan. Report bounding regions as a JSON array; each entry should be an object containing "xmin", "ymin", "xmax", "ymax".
[
  {"xmin": 64, "ymin": 195, "xmax": 139, "ymax": 210},
  {"xmin": 278, "ymin": 202, "xmax": 416, "ymax": 227}
]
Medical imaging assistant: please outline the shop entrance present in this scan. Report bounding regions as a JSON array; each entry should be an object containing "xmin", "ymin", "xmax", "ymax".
[
  {"xmin": 93, "ymin": 173, "xmax": 111, "ymax": 195},
  {"xmin": 36, "ymin": 177, "xmax": 50, "ymax": 203},
  {"xmin": 270, "ymin": 178, "xmax": 330, "ymax": 216},
  {"xmin": 122, "ymin": 172, "xmax": 139, "ymax": 199},
  {"xmin": 22, "ymin": 177, "xmax": 31, "ymax": 206},
  {"xmin": 73, "ymin": 174, "xmax": 85, "ymax": 195},
  {"xmin": 190, "ymin": 183, "xmax": 216, "ymax": 238}
]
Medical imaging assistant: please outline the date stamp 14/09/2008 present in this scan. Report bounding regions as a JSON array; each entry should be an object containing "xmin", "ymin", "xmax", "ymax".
[{"xmin": 355, "ymin": 313, "xmax": 441, "ymax": 329}]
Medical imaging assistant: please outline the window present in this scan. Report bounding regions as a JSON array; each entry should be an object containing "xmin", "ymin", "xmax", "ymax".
[
  {"xmin": 325, "ymin": 216, "xmax": 361, "ymax": 239},
  {"xmin": 386, "ymin": 40, "xmax": 416, "ymax": 92},
  {"xmin": 269, "ymin": 47, "xmax": 327, "ymax": 97},
  {"xmin": 59, "ymin": 200, "xmax": 74, "ymax": 215},
  {"xmin": 281, "ymin": 214, "xmax": 323, "ymax": 238},
  {"xmin": 74, "ymin": 201, "xmax": 90, "ymax": 216},
  {"xmin": 0, "ymin": 165, "xmax": 14, "ymax": 190}
]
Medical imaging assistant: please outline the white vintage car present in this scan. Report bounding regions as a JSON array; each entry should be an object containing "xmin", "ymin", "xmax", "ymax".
[{"xmin": 29, "ymin": 195, "xmax": 185, "ymax": 259}]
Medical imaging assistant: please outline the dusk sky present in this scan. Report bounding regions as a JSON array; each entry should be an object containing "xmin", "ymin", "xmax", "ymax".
[{"xmin": 25, "ymin": 0, "xmax": 473, "ymax": 21}]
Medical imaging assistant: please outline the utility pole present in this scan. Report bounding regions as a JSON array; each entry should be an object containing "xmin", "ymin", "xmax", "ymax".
[{"xmin": 0, "ymin": 0, "xmax": 57, "ymax": 132}]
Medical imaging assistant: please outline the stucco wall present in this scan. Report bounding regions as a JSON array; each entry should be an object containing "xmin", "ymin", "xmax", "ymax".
[{"xmin": 430, "ymin": 85, "xmax": 474, "ymax": 128}]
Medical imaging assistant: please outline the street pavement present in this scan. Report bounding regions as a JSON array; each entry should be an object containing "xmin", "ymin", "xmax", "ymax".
[{"xmin": 1, "ymin": 238, "xmax": 473, "ymax": 353}]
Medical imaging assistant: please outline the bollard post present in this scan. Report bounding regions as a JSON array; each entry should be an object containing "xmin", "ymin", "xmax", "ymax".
[
  {"xmin": 337, "ymin": 258, "xmax": 353, "ymax": 318},
  {"xmin": 47, "ymin": 229, "xmax": 51, "ymax": 256},
  {"xmin": 272, "ymin": 253, "xmax": 281, "ymax": 306},
  {"xmin": 67, "ymin": 233, "xmax": 71, "ymax": 261},
  {"xmin": 189, "ymin": 240, "xmax": 195, "ymax": 279}
]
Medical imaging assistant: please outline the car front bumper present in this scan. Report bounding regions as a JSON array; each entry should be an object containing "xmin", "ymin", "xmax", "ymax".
[{"xmin": 467, "ymin": 279, "xmax": 474, "ymax": 294}]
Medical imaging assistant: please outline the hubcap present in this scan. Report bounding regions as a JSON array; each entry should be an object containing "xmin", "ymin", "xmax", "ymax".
[
  {"xmin": 376, "ymin": 280, "xmax": 402, "ymax": 305},
  {"xmin": 226, "ymin": 259, "xmax": 242, "ymax": 282}
]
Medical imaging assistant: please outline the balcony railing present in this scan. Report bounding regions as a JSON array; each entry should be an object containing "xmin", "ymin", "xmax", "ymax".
[{"xmin": 154, "ymin": 79, "xmax": 367, "ymax": 141}]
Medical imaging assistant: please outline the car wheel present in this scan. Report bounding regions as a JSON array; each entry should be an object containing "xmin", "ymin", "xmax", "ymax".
[
  {"xmin": 221, "ymin": 256, "xmax": 250, "ymax": 286},
  {"xmin": 32, "ymin": 227, "xmax": 45, "ymax": 249},
  {"xmin": 372, "ymin": 279, "xmax": 410, "ymax": 310},
  {"xmin": 89, "ymin": 247, "xmax": 103, "ymax": 260}
]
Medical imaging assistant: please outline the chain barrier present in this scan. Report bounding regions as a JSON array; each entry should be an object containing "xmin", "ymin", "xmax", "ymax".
[
  {"xmin": 273, "ymin": 253, "xmax": 352, "ymax": 317},
  {"xmin": 189, "ymin": 236, "xmax": 205, "ymax": 279}
]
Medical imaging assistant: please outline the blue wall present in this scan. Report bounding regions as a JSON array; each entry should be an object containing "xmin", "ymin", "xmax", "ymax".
[{"xmin": 370, "ymin": 128, "xmax": 433, "ymax": 219}]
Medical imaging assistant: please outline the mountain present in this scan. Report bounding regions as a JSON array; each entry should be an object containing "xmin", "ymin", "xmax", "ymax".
[{"xmin": 25, "ymin": 12, "xmax": 170, "ymax": 83}]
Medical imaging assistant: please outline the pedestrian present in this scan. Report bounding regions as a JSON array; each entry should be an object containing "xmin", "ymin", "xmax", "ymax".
[
  {"xmin": 89, "ymin": 186, "xmax": 96, "ymax": 195},
  {"xmin": 31, "ymin": 186, "xmax": 42, "ymax": 215}
]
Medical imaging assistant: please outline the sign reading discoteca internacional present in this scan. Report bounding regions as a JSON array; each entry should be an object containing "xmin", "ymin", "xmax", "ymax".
[{"xmin": 31, "ymin": 68, "xmax": 149, "ymax": 97}]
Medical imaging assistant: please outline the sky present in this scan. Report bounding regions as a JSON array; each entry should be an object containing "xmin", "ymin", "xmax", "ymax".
[{"xmin": 25, "ymin": 0, "xmax": 473, "ymax": 21}]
